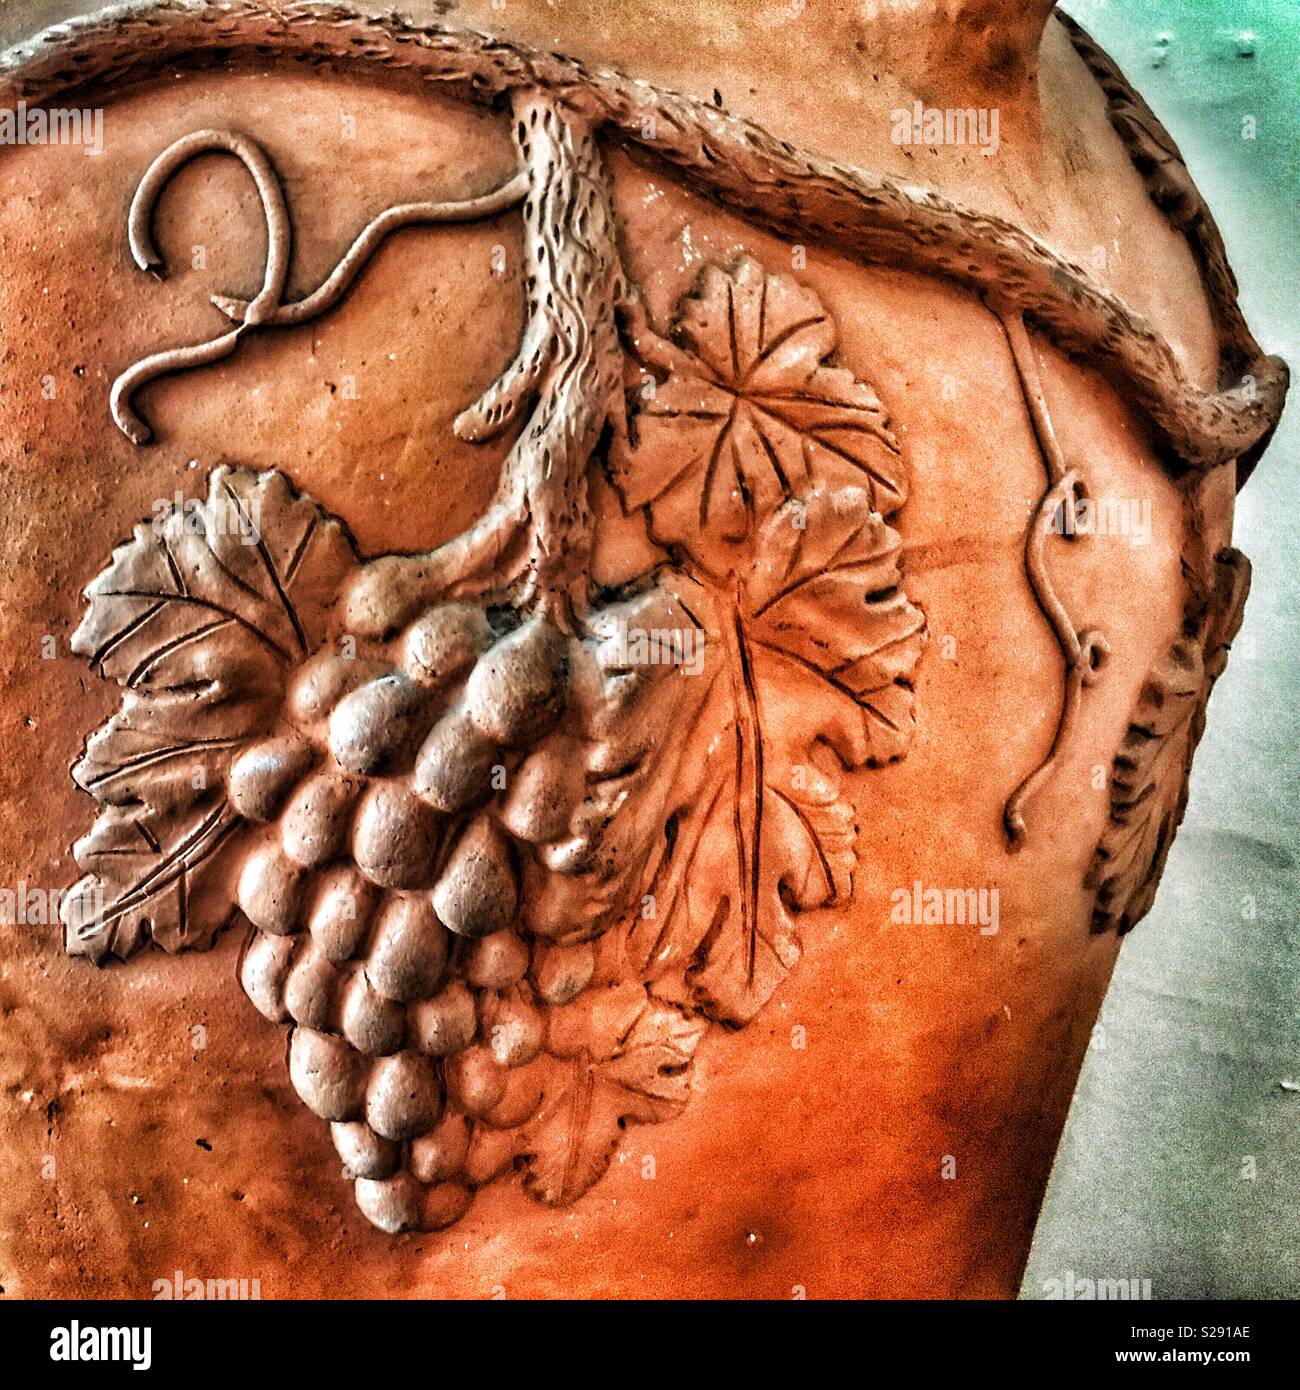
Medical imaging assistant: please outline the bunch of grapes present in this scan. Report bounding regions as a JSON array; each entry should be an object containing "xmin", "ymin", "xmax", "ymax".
[{"xmin": 229, "ymin": 603, "xmax": 602, "ymax": 1233}]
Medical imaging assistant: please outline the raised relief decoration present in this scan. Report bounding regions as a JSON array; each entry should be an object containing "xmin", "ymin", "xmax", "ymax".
[
  {"xmin": 60, "ymin": 94, "xmax": 925, "ymax": 1232},
  {"xmin": 1087, "ymin": 547, "xmax": 1250, "ymax": 933},
  {"xmin": 27, "ymin": 3, "xmax": 1276, "ymax": 1243}
]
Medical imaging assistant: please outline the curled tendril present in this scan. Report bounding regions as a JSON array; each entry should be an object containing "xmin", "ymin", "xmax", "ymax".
[
  {"xmin": 993, "ymin": 304, "xmax": 1110, "ymax": 851},
  {"xmin": 110, "ymin": 130, "xmax": 292, "ymax": 445},
  {"xmin": 110, "ymin": 127, "xmax": 526, "ymax": 445}
]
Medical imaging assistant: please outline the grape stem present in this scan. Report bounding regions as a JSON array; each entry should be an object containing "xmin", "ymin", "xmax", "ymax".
[{"xmin": 345, "ymin": 91, "xmax": 630, "ymax": 635}]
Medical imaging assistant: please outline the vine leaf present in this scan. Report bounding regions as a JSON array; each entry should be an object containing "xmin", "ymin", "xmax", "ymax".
[
  {"xmin": 62, "ymin": 800, "xmax": 244, "ymax": 962},
  {"xmin": 72, "ymin": 464, "xmax": 356, "ymax": 681},
  {"xmin": 611, "ymin": 256, "xmax": 906, "ymax": 562},
  {"xmin": 1087, "ymin": 547, "xmax": 1250, "ymax": 933},
  {"xmin": 744, "ymin": 486, "xmax": 926, "ymax": 768},
  {"xmin": 524, "ymin": 986, "xmax": 706, "ymax": 1206},
  {"xmin": 61, "ymin": 466, "xmax": 358, "ymax": 962},
  {"xmin": 598, "ymin": 487, "xmax": 926, "ymax": 1023}
]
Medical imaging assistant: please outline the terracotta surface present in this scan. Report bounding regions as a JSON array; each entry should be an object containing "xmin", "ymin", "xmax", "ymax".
[{"xmin": 0, "ymin": 2, "xmax": 1284, "ymax": 1298}]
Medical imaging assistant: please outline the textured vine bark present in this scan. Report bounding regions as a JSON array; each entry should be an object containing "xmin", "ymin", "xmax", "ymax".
[{"xmin": 343, "ymin": 90, "xmax": 628, "ymax": 632}]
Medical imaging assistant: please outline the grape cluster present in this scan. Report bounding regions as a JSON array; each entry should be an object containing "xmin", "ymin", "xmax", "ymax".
[{"xmin": 230, "ymin": 603, "xmax": 599, "ymax": 1233}]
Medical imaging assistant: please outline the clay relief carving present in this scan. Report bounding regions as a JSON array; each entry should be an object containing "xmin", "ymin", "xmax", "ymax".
[
  {"xmin": 1087, "ymin": 547, "xmax": 1250, "ymax": 934},
  {"xmin": 60, "ymin": 91, "xmax": 926, "ymax": 1231},
  {"xmin": 993, "ymin": 305, "xmax": 1110, "ymax": 849},
  {"xmin": 32, "ymin": 6, "xmax": 1276, "ymax": 1236}
]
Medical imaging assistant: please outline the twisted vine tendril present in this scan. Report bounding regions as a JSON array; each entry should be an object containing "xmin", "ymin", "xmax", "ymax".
[
  {"xmin": 995, "ymin": 305, "xmax": 1110, "ymax": 850},
  {"xmin": 109, "ymin": 129, "xmax": 526, "ymax": 445}
]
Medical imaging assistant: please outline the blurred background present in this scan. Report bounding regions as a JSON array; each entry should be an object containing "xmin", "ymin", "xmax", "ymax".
[{"xmin": 2, "ymin": 0, "xmax": 1295, "ymax": 1298}]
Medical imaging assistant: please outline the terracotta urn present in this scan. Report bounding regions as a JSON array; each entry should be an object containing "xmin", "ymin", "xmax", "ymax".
[{"xmin": 0, "ymin": 0, "xmax": 1286, "ymax": 1299}]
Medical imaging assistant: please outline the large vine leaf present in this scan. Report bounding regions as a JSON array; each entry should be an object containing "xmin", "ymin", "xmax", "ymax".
[
  {"xmin": 611, "ymin": 257, "xmax": 906, "ymax": 562},
  {"xmin": 1087, "ymin": 547, "xmax": 1250, "ymax": 933},
  {"xmin": 616, "ymin": 488, "xmax": 925, "ymax": 1023},
  {"xmin": 62, "ymin": 466, "xmax": 358, "ymax": 962},
  {"xmin": 523, "ymin": 985, "xmax": 706, "ymax": 1206}
]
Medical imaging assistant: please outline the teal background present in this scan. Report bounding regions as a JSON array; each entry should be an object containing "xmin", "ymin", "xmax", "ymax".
[{"xmin": 1, "ymin": 1, "xmax": 1295, "ymax": 1298}]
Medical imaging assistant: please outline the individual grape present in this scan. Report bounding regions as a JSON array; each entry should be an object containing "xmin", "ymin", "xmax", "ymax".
[
  {"xmin": 532, "ymin": 940, "xmax": 596, "ymax": 1005},
  {"xmin": 479, "ymin": 1055, "xmax": 546, "ymax": 1129},
  {"xmin": 354, "ymin": 1173, "xmax": 472, "ymax": 1234},
  {"xmin": 227, "ymin": 735, "xmax": 314, "ymax": 823},
  {"xmin": 330, "ymin": 1120, "xmax": 399, "ymax": 1181},
  {"xmin": 365, "ymin": 1051, "xmax": 444, "ymax": 1141},
  {"xmin": 497, "ymin": 738, "xmax": 585, "ymax": 844},
  {"xmin": 482, "ymin": 985, "xmax": 545, "ymax": 1069},
  {"xmin": 445, "ymin": 1044, "xmax": 507, "ymax": 1119},
  {"xmin": 365, "ymin": 893, "xmax": 449, "ymax": 1002},
  {"xmin": 412, "ymin": 709, "xmax": 498, "ymax": 813},
  {"xmin": 283, "ymin": 943, "xmax": 341, "ymax": 1032},
  {"xmin": 329, "ymin": 672, "xmax": 430, "ymax": 775},
  {"xmin": 280, "ymin": 770, "xmax": 359, "ymax": 867},
  {"xmin": 513, "ymin": 855, "xmax": 584, "ymax": 940},
  {"xmin": 465, "ymin": 614, "xmax": 568, "ymax": 746},
  {"xmin": 409, "ymin": 1112, "xmax": 470, "ymax": 1184},
  {"xmin": 408, "ymin": 981, "xmax": 477, "ymax": 1056},
  {"xmin": 401, "ymin": 603, "xmax": 494, "ymax": 687},
  {"xmin": 288, "ymin": 1026, "xmax": 366, "ymax": 1121},
  {"xmin": 462, "ymin": 929, "xmax": 530, "ymax": 990},
  {"xmin": 352, "ymin": 781, "xmax": 442, "ymax": 889},
  {"xmin": 237, "ymin": 839, "xmax": 306, "ymax": 934},
  {"xmin": 286, "ymin": 653, "xmax": 390, "ymax": 726},
  {"xmin": 431, "ymin": 816, "xmax": 516, "ymax": 937},
  {"xmin": 339, "ymin": 970, "xmax": 406, "ymax": 1057},
  {"xmin": 464, "ymin": 1124, "xmax": 519, "ymax": 1186},
  {"xmin": 352, "ymin": 1171, "xmax": 421, "ymax": 1234},
  {"xmin": 307, "ymin": 865, "xmax": 376, "ymax": 962},
  {"xmin": 239, "ymin": 929, "xmax": 296, "ymax": 1022},
  {"xmin": 419, "ymin": 1180, "xmax": 473, "ymax": 1231}
]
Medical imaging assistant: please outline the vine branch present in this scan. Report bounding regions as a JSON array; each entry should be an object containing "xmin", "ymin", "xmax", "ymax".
[
  {"xmin": 342, "ymin": 90, "xmax": 629, "ymax": 634},
  {"xmin": 110, "ymin": 91, "xmax": 630, "ymax": 632}
]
